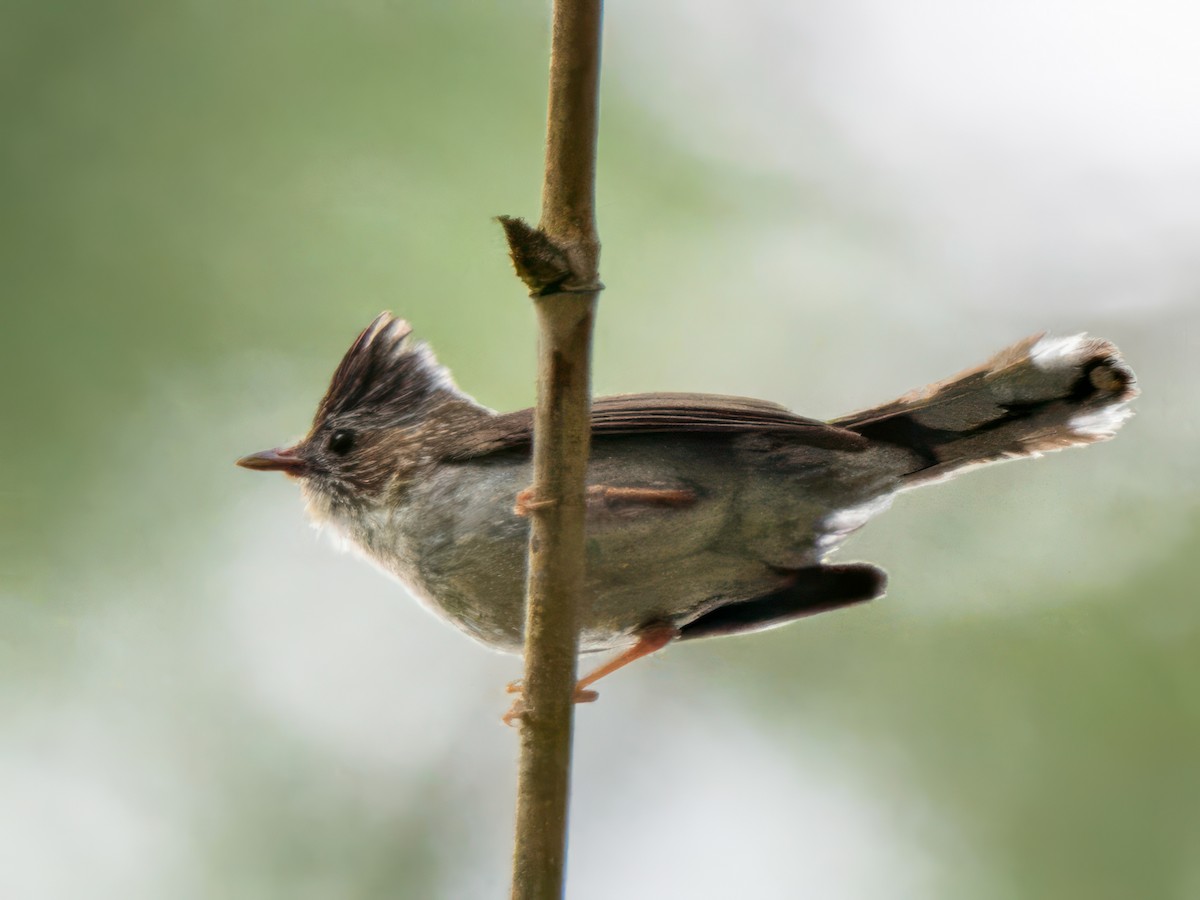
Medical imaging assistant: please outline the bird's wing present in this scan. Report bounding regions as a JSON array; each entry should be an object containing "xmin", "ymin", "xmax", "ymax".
[{"xmin": 444, "ymin": 392, "xmax": 867, "ymax": 460}]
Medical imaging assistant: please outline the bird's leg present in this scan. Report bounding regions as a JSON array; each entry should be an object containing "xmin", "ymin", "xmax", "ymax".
[
  {"xmin": 514, "ymin": 484, "xmax": 696, "ymax": 517},
  {"xmin": 584, "ymin": 485, "xmax": 697, "ymax": 510},
  {"xmin": 574, "ymin": 623, "xmax": 678, "ymax": 695}
]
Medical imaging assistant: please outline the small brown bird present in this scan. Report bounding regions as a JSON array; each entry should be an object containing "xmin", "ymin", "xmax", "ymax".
[{"xmin": 239, "ymin": 316, "xmax": 1137, "ymax": 704}]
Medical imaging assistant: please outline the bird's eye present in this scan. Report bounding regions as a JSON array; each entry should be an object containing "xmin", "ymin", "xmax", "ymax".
[{"xmin": 328, "ymin": 429, "xmax": 356, "ymax": 455}]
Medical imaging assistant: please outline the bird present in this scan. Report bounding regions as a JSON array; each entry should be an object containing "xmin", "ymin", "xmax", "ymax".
[{"xmin": 238, "ymin": 314, "xmax": 1137, "ymax": 708}]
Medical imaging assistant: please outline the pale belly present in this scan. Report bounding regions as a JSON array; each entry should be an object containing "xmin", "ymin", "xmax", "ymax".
[{"xmin": 341, "ymin": 435, "xmax": 908, "ymax": 653}]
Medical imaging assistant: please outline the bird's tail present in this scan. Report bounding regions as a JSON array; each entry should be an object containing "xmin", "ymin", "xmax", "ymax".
[{"xmin": 832, "ymin": 334, "xmax": 1138, "ymax": 489}]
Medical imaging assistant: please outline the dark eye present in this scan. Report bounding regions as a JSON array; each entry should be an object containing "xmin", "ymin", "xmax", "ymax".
[{"xmin": 328, "ymin": 429, "xmax": 356, "ymax": 455}]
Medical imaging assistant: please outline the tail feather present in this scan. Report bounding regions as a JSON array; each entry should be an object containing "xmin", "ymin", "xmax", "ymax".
[{"xmin": 833, "ymin": 334, "xmax": 1138, "ymax": 487}]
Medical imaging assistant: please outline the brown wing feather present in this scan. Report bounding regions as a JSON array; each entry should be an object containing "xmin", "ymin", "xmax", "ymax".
[{"xmin": 445, "ymin": 392, "xmax": 866, "ymax": 460}]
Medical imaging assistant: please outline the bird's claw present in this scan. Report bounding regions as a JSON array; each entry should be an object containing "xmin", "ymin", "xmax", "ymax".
[
  {"xmin": 502, "ymin": 697, "xmax": 526, "ymax": 727},
  {"xmin": 501, "ymin": 681, "xmax": 600, "ymax": 726},
  {"xmin": 513, "ymin": 488, "xmax": 556, "ymax": 517}
]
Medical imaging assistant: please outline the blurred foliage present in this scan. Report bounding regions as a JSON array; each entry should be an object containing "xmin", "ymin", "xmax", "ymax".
[{"xmin": 2, "ymin": 1, "xmax": 1197, "ymax": 899}]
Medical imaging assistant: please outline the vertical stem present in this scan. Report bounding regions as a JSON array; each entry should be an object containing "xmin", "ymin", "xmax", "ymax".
[
  {"xmin": 540, "ymin": 0, "xmax": 603, "ymax": 259},
  {"xmin": 510, "ymin": 1, "xmax": 603, "ymax": 898},
  {"xmin": 511, "ymin": 295, "xmax": 594, "ymax": 899}
]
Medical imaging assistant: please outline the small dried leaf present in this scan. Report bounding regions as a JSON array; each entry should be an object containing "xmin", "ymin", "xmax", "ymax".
[{"xmin": 496, "ymin": 215, "xmax": 572, "ymax": 295}]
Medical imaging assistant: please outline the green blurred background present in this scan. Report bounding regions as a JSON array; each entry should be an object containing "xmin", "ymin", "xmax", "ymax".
[{"xmin": 3, "ymin": 1, "xmax": 1197, "ymax": 897}]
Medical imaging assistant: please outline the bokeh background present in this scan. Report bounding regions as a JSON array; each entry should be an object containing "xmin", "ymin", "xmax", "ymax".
[{"xmin": 3, "ymin": 1, "xmax": 1198, "ymax": 897}]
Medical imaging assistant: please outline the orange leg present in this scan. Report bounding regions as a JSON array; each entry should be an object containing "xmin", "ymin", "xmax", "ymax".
[
  {"xmin": 575, "ymin": 623, "xmax": 678, "ymax": 695},
  {"xmin": 502, "ymin": 623, "xmax": 679, "ymax": 726},
  {"xmin": 585, "ymin": 486, "xmax": 696, "ymax": 510},
  {"xmin": 514, "ymin": 484, "xmax": 696, "ymax": 517}
]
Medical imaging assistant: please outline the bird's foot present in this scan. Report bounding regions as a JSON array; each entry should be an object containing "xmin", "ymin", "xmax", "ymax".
[
  {"xmin": 501, "ymin": 681, "xmax": 600, "ymax": 727},
  {"xmin": 513, "ymin": 487, "xmax": 556, "ymax": 516}
]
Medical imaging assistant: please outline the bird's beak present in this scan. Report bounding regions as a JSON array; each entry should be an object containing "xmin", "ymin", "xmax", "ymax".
[{"xmin": 236, "ymin": 446, "xmax": 308, "ymax": 476}]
